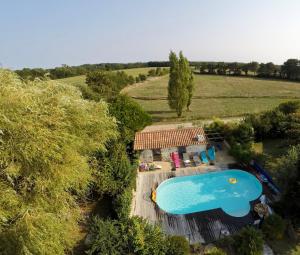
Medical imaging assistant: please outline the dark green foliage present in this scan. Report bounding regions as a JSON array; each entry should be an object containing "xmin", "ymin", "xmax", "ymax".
[
  {"xmin": 87, "ymin": 217, "xmax": 167, "ymax": 255},
  {"xmin": 281, "ymin": 59, "xmax": 300, "ymax": 80},
  {"xmin": 232, "ymin": 122, "xmax": 254, "ymax": 144},
  {"xmin": 109, "ymin": 94, "xmax": 152, "ymax": 143},
  {"xmin": 92, "ymin": 142, "xmax": 136, "ymax": 196},
  {"xmin": 279, "ymin": 150, "xmax": 300, "ymax": 222},
  {"xmin": 86, "ymin": 70, "xmax": 133, "ymax": 100},
  {"xmin": 257, "ymin": 62, "xmax": 277, "ymax": 78},
  {"xmin": 278, "ymin": 101, "xmax": 300, "ymax": 115},
  {"xmin": 262, "ymin": 214, "xmax": 286, "ymax": 240},
  {"xmin": 148, "ymin": 67, "xmax": 169, "ymax": 77},
  {"xmin": 165, "ymin": 236, "xmax": 190, "ymax": 255},
  {"xmin": 113, "ymin": 187, "xmax": 132, "ymax": 220},
  {"xmin": 245, "ymin": 101, "xmax": 300, "ymax": 141},
  {"xmin": 233, "ymin": 226, "xmax": 264, "ymax": 255},
  {"xmin": 138, "ymin": 73, "xmax": 147, "ymax": 81}
]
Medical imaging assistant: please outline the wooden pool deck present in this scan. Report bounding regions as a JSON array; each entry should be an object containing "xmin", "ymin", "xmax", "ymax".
[{"xmin": 132, "ymin": 165, "xmax": 257, "ymax": 244}]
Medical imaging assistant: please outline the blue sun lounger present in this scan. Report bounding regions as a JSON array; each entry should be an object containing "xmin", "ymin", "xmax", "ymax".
[
  {"xmin": 200, "ymin": 151, "xmax": 209, "ymax": 164},
  {"xmin": 207, "ymin": 146, "xmax": 216, "ymax": 161}
]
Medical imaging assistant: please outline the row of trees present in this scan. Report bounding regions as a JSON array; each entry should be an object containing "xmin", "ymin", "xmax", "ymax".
[
  {"xmin": 196, "ymin": 59, "xmax": 300, "ymax": 81},
  {"xmin": 15, "ymin": 63, "xmax": 169, "ymax": 80}
]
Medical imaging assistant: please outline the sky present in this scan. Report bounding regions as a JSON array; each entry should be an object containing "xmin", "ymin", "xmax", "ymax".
[{"xmin": 1, "ymin": 0, "xmax": 300, "ymax": 69}]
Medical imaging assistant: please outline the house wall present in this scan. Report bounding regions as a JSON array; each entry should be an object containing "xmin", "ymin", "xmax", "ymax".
[
  {"xmin": 186, "ymin": 145, "xmax": 207, "ymax": 155},
  {"xmin": 161, "ymin": 147, "xmax": 178, "ymax": 161},
  {"xmin": 140, "ymin": 149, "xmax": 153, "ymax": 163}
]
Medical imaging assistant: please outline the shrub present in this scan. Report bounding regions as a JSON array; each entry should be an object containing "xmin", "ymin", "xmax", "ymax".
[
  {"xmin": 138, "ymin": 73, "xmax": 147, "ymax": 81},
  {"xmin": 205, "ymin": 247, "xmax": 227, "ymax": 255},
  {"xmin": 87, "ymin": 217, "xmax": 167, "ymax": 255},
  {"xmin": 262, "ymin": 214, "xmax": 286, "ymax": 240},
  {"xmin": 233, "ymin": 226, "xmax": 264, "ymax": 255},
  {"xmin": 166, "ymin": 236, "xmax": 190, "ymax": 255},
  {"xmin": 278, "ymin": 101, "xmax": 300, "ymax": 114},
  {"xmin": 113, "ymin": 187, "xmax": 132, "ymax": 219}
]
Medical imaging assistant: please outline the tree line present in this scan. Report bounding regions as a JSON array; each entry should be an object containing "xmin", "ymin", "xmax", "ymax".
[
  {"xmin": 195, "ymin": 58, "xmax": 300, "ymax": 81},
  {"xmin": 15, "ymin": 62, "xmax": 169, "ymax": 80},
  {"xmin": 15, "ymin": 58, "xmax": 300, "ymax": 82}
]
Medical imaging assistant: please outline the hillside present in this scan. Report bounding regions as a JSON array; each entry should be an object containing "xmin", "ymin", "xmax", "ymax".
[{"xmin": 122, "ymin": 74, "xmax": 300, "ymax": 122}]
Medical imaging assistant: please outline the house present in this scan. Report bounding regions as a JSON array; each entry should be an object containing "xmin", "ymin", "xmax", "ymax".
[{"xmin": 134, "ymin": 127, "xmax": 208, "ymax": 162}]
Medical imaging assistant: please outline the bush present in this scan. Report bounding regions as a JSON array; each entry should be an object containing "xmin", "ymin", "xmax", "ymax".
[
  {"xmin": 166, "ymin": 236, "xmax": 190, "ymax": 255},
  {"xmin": 278, "ymin": 101, "xmax": 300, "ymax": 114},
  {"xmin": 87, "ymin": 217, "xmax": 167, "ymax": 255},
  {"xmin": 262, "ymin": 214, "xmax": 286, "ymax": 240},
  {"xmin": 138, "ymin": 73, "xmax": 147, "ymax": 81},
  {"xmin": 229, "ymin": 143, "xmax": 253, "ymax": 163},
  {"xmin": 113, "ymin": 187, "xmax": 132, "ymax": 219},
  {"xmin": 205, "ymin": 247, "xmax": 227, "ymax": 255},
  {"xmin": 233, "ymin": 226, "xmax": 264, "ymax": 255}
]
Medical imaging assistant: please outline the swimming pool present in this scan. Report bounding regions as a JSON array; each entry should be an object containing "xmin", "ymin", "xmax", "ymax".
[{"xmin": 156, "ymin": 170, "xmax": 262, "ymax": 217}]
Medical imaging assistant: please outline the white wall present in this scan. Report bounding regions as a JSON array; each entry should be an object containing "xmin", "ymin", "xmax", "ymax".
[
  {"xmin": 161, "ymin": 147, "xmax": 178, "ymax": 161},
  {"xmin": 186, "ymin": 145, "xmax": 206, "ymax": 155},
  {"xmin": 140, "ymin": 149, "xmax": 153, "ymax": 162}
]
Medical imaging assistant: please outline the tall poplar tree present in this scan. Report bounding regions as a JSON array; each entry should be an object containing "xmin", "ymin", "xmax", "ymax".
[{"xmin": 168, "ymin": 51, "xmax": 193, "ymax": 117}]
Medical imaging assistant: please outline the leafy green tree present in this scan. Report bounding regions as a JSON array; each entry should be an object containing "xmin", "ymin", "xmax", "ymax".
[
  {"xmin": 248, "ymin": 61, "xmax": 259, "ymax": 75},
  {"xmin": 233, "ymin": 226, "xmax": 264, "ymax": 255},
  {"xmin": 278, "ymin": 101, "xmax": 300, "ymax": 115},
  {"xmin": 87, "ymin": 217, "xmax": 167, "ymax": 255},
  {"xmin": 109, "ymin": 94, "xmax": 152, "ymax": 143},
  {"xmin": 262, "ymin": 214, "xmax": 286, "ymax": 240},
  {"xmin": 138, "ymin": 73, "xmax": 147, "ymax": 81},
  {"xmin": 92, "ymin": 141, "xmax": 135, "ymax": 196},
  {"xmin": 166, "ymin": 236, "xmax": 190, "ymax": 255},
  {"xmin": 281, "ymin": 59, "xmax": 300, "ymax": 80},
  {"xmin": 186, "ymin": 68, "xmax": 194, "ymax": 111},
  {"xmin": 168, "ymin": 51, "xmax": 192, "ymax": 117},
  {"xmin": 0, "ymin": 69, "xmax": 117, "ymax": 254}
]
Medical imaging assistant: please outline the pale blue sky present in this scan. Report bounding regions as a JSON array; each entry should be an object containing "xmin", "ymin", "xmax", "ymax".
[{"xmin": 1, "ymin": 0, "xmax": 300, "ymax": 69}]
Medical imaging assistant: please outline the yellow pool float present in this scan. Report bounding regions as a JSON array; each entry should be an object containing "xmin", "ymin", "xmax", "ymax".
[
  {"xmin": 151, "ymin": 190, "xmax": 156, "ymax": 202},
  {"xmin": 229, "ymin": 178, "xmax": 237, "ymax": 184}
]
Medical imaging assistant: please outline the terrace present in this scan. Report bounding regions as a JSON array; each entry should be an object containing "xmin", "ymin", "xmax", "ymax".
[{"xmin": 132, "ymin": 124, "xmax": 271, "ymax": 244}]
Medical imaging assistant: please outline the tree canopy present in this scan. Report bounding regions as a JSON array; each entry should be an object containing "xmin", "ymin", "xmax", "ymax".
[
  {"xmin": 168, "ymin": 51, "xmax": 193, "ymax": 117},
  {"xmin": 0, "ymin": 70, "xmax": 118, "ymax": 254}
]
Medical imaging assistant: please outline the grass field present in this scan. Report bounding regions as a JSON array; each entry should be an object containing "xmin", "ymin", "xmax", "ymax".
[
  {"xmin": 122, "ymin": 74, "xmax": 300, "ymax": 122},
  {"xmin": 58, "ymin": 67, "xmax": 155, "ymax": 87}
]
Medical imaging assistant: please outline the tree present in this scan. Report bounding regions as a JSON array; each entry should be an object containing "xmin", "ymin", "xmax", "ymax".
[
  {"xmin": 167, "ymin": 51, "xmax": 192, "ymax": 117},
  {"xmin": 257, "ymin": 62, "xmax": 276, "ymax": 78},
  {"xmin": 281, "ymin": 59, "xmax": 300, "ymax": 80},
  {"xmin": 166, "ymin": 236, "xmax": 190, "ymax": 255},
  {"xmin": 0, "ymin": 70, "xmax": 118, "ymax": 254},
  {"xmin": 87, "ymin": 217, "xmax": 167, "ymax": 255},
  {"xmin": 262, "ymin": 214, "xmax": 286, "ymax": 240},
  {"xmin": 233, "ymin": 226, "xmax": 264, "ymax": 255},
  {"xmin": 186, "ymin": 68, "xmax": 194, "ymax": 111},
  {"xmin": 248, "ymin": 62, "xmax": 259, "ymax": 75},
  {"xmin": 109, "ymin": 94, "xmax": 152, "ymax": 144}
]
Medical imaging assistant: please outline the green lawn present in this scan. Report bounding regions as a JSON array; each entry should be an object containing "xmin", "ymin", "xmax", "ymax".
[
  {"xmin": 122, "ymin": 74, "xmax": 300, "ymax": 122},
  {"xmin": 58, "ymin": 67, "xmax": 155, "ymax": 87}
]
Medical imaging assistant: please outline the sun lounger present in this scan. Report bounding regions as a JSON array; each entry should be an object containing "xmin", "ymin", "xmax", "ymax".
[
  {"xmin": 182, "ymin": 153, "xmax": 191, "ymax": 167},
  {"xmin": 200, "ymin": 151, "xmax": 209, "ymax": 164},
  {"xmin": 193, "ymin": 155, "xmax": 201, "ymax": 166},
  {"xmin": 207, "ymin": 146, "xmax": 216, "ymax": 161},
  {"xmin": 171, "ymin": 152, "xmax": 180, "ymax": 168}
]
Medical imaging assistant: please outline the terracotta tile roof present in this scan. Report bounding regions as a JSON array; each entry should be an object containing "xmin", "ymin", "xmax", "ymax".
[{"xmin": 134, "ymin": 127, "xmax": 207, "ymax": 150}]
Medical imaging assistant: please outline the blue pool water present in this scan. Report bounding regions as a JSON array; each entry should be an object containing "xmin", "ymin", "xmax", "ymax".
[{"xmin": 156, "ymin": 170, "xmax": 262, "ymax": 217}]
